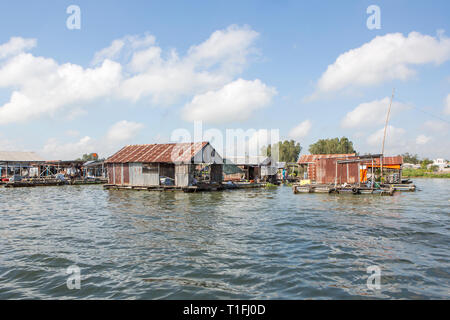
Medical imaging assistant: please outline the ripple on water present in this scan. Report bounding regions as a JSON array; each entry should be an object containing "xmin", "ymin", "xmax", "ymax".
[{"xmin": 0, "ymin": 180, "xmax": 449, "ymax": 299}]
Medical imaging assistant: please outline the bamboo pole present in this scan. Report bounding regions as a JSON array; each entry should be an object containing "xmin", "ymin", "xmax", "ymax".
[{"xmin": 381, "ymin": 88, "xmax": 395, "ymax": 180}]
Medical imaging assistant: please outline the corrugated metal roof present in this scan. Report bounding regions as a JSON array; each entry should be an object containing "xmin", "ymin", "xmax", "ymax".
[
  {"xmin": 105, "ymin": 142, "xmax": 209, "ymax": 164},
  {"xmin": 0, "ymin": 151, "xmax": 44, "ymax": 162},
  {"xmin": 363, "ymin": 156, "xmax": 403, "ymax": 165},
  {"xmin": 298, "ymin": 154, "xmax": 356, "ymax": 164}
]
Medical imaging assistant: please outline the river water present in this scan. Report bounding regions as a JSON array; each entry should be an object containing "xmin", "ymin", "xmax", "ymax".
[{"xmin": 0, "ymin": 178, "xmax": 448, "ymax": 299}]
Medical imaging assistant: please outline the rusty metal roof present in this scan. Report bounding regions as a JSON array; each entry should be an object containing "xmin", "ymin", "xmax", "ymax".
[
  {"xmin": 298, "ymin": 154, "xmax": 356, "ymax": 164},
  {"xmin": 105, "ymin": 142, "xmax": 209, "ymax": 164},
  {"xmin": 362, "ymin": 156, "xmax": 403, "ymax": 165}
]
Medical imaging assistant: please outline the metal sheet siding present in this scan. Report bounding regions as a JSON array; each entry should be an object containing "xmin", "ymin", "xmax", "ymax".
[
  {"xmin": 114, "ymin": 164, "xmax": 122, "ymax": 185},
  {"xmin": 128, "ymin": 162, "xmax": 159, "ymax": 186},
  {"xmin": 129, "ymin": 163, "xmax": 142, "ymax": 186},
  {"xmin": 175, "ymin": 164, "xmax": 191, "ymax": 187},
  {"xmin": 123, "ymin": 163, "xmax": 129, "ymax": 185},
  {"xmin": 107, "ymin": 164, "xmax": 114, "ymax": 184},
  {"xmin": 316, "ymin": 158, "xmax": 359, "ymax": 184}
]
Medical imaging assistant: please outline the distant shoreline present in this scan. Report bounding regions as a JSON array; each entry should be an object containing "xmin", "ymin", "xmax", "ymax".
[{"xmin": 402, "ymin": 169, "xmax": 450, "ymax": 179}]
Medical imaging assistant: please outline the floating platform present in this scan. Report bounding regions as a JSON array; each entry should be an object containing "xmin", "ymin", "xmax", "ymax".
[
  {"xmin": 292, "ymin": 184, "xmax": 395, "ymax": 196},
  {"xmin": 103, "ymin": 181, "xmax": 267, "ymax": 193},
  {"xmin": 103, "ymin": 183, "xmax": 224, "ymax": 193},
  {"xmin": 2, "ymin": 178, "xmax": 107, "ymax": 188},
  {"xmin": 382, "ymin": 183, "xmax": 416, "ymax": 192},
  {"xmin": 3, "ymin": 180, "xmax": 67, "ymax": 188}
]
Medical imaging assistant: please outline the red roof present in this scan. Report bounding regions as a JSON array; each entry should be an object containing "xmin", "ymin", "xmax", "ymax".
[
  {"xmin": 105, "ymin": 142, "xmax": 209, "ymax": 164},
  {"xmin": 298, "ymin": 154, "xmax": 356, "ymax": 164},
  {"xmin": 362, "ymin": 156, "xmax": 403, "ymax": 166}
]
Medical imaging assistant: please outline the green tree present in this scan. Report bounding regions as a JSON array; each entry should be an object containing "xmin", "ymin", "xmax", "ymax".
[
  {"xmin": 76, "ymin": 153, "xmax": 99, "ymax": 162},
  {"xmin": 420, "ymin": 158, "xmax": 433, "ymax": 169},
  {"xmin": 308, "ymin": 137, "xmax": 356, "ymax": 154},
  {"xmin": 401, "ymin": 153, "xmax": 419, "ymax": 164},
  {"xmin": 263, "ymin": 140, "xmax": 302, "ymax": 163}
]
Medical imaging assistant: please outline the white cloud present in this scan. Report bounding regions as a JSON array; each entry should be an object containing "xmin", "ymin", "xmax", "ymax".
[
  {"xmin": 315, "ymin": 32, "xmax": 450, "ymax": 94},
  {"xmin": 0, "ymin": 133, "xmax": 22, "ymax": 151},
  {"xmin": 444, "ymin": 93, "xmax": 450, "ymax": 115},
  {"xmin": 106, "ymin": 120, "xmax": 144, "ymax": 143},
  {"xmin": 0, "ymin": 37, "xmax": 36, "ymax": 59},
  {"xmin": 182, "ymin": 79, "xmax": 276, "ymax": 124},
  {"xmin": 423, "ymin": 120, "xmax": 449, "ymax": 133},
  {"xmin": 416, "ymin": 134, "xmax": 431, "ymax": 145},
  {"xmin": 41, "ymin": 120, "xmax": 144, "ymax": 160},
  {"xmin": 248, "ymin": 129, "xmax": 279, "ymax": 157},
  {"xmin": 41, "ymin": 136, "xmax": 95, "ymax": 160},
  {"xmin": 91, "ymin": 34, "xmax": 156, "ymax": 66},
  {"xmin": 366, "ymin": 125, "xmax": 406, "ymax": 150},
  {"xmin": 220, "ymin": 128, "xmax": 280, "ymax": 159},
  {"xmin": 341, "ymin": 97, "xmax": 409, "ymax": 128},
  {"xmin": 0, "ymin": 25, "xmax": 263, "ymax": 124},
  {"xmin": 186, "ymin": 25, "xmax": 259, "ymax": 75},
  {"xmin": 289, "ymin": 120, "xmax": 312, "ymax": 140},
  {"xmin": 0, "ymin": 54, "xmax": 122, "ymax": 124},
  {"xmin": 65, "ymin": 130, "xmax": 80, "ymax": 137},
  {"xmin": 91, "ymin": 39, "xmax": 125, "ymax": 66},
  {"xmin": 118, "ymin": 25, "xmax": 259, "ymax": 104}
]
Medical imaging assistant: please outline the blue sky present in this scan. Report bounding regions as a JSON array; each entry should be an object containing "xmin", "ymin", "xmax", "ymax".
[{"xmin": 0, "ymin": 0, "xmax": 449, "ymax": 160}]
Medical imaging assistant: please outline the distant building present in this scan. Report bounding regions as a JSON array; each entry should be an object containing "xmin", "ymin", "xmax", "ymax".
[
  {"xmin": 432, "ymin": 158, "xmax": 448, "ymax": 171},
  {"xmin": 0, "ymin": 151, "xmax": 45, "ymax": 178},
  {"xmin": 223, "ymin": 155, "xmax": 277, "ymax": 182},
  {"xmin": 403, "ymin": 163, "xmax": 421, "ymax": 169}
]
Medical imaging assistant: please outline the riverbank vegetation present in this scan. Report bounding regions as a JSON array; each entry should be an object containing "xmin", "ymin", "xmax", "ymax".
[
  {"xmin": 402, "ymin": 168, "xmax": 450, "ymax": 178},
  {"xmin": 400, "ymin": 153, "xmax": 450, "ymax": 178}
]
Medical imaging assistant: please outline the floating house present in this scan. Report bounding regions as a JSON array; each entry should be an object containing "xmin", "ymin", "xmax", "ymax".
[
  {"xmin": 294, "ymin": 154, "xmax": 409, "ymax": 194},
  {"xmin": 223, "ymin": 156, "xmax": 277, "ymax": 182},
  {"xmin": 298, "ymin": 154, "xmax": 404, "ymax": 185},
  {"xmin": 104, "ymin": 142, "xmax": 223, "ymax": 188},
  {"xmin": 82, "ymin": 160, "xmax": 106, "ymax": 179},
  {"xmin": 0, "ymin": 151, "xmax": 44, "ymax": 179},
  {"xmin": 38, "ymin": 160, "xmax": 84, "ymax": 178}
]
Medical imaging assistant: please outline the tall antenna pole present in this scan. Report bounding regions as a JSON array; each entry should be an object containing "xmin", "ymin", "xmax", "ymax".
[{"xmin": 381, "ymin": 88, "xmax": 395, "ymax": 180}]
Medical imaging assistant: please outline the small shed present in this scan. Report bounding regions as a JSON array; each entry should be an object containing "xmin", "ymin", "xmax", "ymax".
[
  {"xmin": 105, "ymin": 142, "xmax": 223, "ymax": 187},
  {"xmin": 297, "ymin": 154, "xmax": 356, "ymax": 182},
  {"xmin": 316, "ymin": 157, "xmax": 360, "ymax": 184}
]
